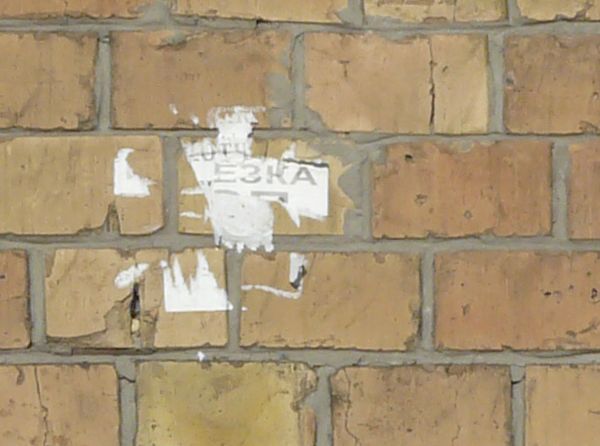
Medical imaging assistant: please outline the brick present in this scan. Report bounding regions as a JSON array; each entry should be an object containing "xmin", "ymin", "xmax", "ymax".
[
  {"xmin": 526, "ymin": 366, "xmax": 600, "ymax": 446},
  {"xmin": 373, "ymin": 141, "xmax": 551, "ymax": 238},
  {"xmin": 436, "ymin": 251, "xmax": 600, "ymax": 350},
  {"xmin": 45, "ymin": 248, "xmax": 227, "ymax": 348},
  {"xmin": 112, "ymin": 31, "xmax": 292, "ymax": 129},
  {"xmin": 137, "ymin": 362, "xmax": 316, "ymax": 446},
  {"xmin": 518, "ymin": 0, "xmax": 600, "ymax": 21},
  {"xmin": 568, "ymin": 141, "xmax": 600, "ymax": 239},
  {"xmin": 0, "ymin": 33, "xmax": 96, "ymax": 129},
  {"xmin": 174, "ymin": 0, "xmax": 347, "ymax": 23},
  {"xmin": 0, "ymin": 364, "xmax": 119, "ymax": 445},
  {"xmin": 505, "ymin": 35, "xmax": 600, "ymax": 134},
  {"xmin": 332, "ymin": 366, "xmax": 511, "ymax": 445},
  {"xmin": 365, "ymin": 0, "xmax": 507, "ymax": 22},
  {"xmin": 0, "ymin": 136, "xmax": 163, "ymax": 235},
  {"xmin": 0, "ymin": 0, "xmax": 149, "ymax": 18},
  {"xmin": 0, "ymin": 251, "xmax": 29, "ymax": 349},
  {"xmin": 240, "ymin": 252, "xmax": 420, "ymax": 350},
  {"xmin": 179, "ymin": 139, "xmax": 355, "ymax": 235}
]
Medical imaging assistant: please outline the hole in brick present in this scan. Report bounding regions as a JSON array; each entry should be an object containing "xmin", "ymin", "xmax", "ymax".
[
  {"xmin": 404, "ymin": 154, "xmax": 414, "ymax": 163},
  {"xmin": 130, "ymin": 283, "xmax": 141, "ymax": 334},
  {"xmin": 591, "ymin": 288, "xmax": 599, "ymax": 303}
]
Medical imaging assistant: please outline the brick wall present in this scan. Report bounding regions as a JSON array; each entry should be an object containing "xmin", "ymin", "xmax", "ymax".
[{"xmin": 1, "ymin": 1, "xmax": 600, "ymax": 445}]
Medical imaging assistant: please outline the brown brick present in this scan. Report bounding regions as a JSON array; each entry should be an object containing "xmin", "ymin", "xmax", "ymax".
[
  {"xmin": 526, "ymin": 366, "xmax": 600, "ymax": 446},
  {"xmin": 436, "ymin": 251, "xmax": 600, "ymax": 350},
  {"xmin": 112, "ymin": 31, "xmax": 292, "ymax": 129},
  {"xmin": 45, "ymin": 248, "xmax": 227, "ymax": 348},
  {"xmin": 365, "ymin": 0, "xmax": 507, "ymax": 22},
  {"xmin": 0, "ymin": 136, "xmax": 163, "ymax": 235},
  {"xmin": 518, "ymin": 0, "xmax": 600, "ymax": 20},
  {"xmin": 240, "ymin": 252, "xmax": 420, "ymax": 350},
  {"xmin": 332, "ymin": 366, "xmax": 511, "ymax": 445},
  {"xmin": 137, "ymin": 362, "xmax": 316, "ymax": 446},
  {"xmin": 0, "ymin": 251, "xmax": 29, "ymax": 349},
  {"xmin": 0, "ymin": 33, "xmax": 96, "ymax": 129},
  {"xmin": 505, "ymin": 35, "xmax": 600, "ymax": 134},
  {"xmin": 0, "ymin": 364, "xmax": 119, "ymax": 445},
  {"xmin": 174, "ymin": 0, "xmax": 347, "ymax": 23},
  {"xmin": 373, "ymin": 141, "xmax": 551, "ymax": 238},
  {"xmin": 0, "ymin": 0, "xmax": 149, "ymax": 18},
  {"xmin": 568, "ymin": 141, "xmax": 600, "ymax": 239}
]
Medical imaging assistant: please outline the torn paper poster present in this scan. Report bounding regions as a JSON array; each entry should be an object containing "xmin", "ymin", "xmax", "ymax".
[
  {"xmin": 160, "ymin": 251, "xmax": 233, "ymax": 312},
  {"xmin": 114, "ymin": 263, "xmax": 150, "ymax": 289},
  {"xmin": 183, "ymin": 106, "xmax": 329, "ymax": 252},
  {"xmin": 242, "ymin": 252, "xmax": 309, "ymax": 300},
  {"xmin": 113, "ymin": 148, "xmax": 155, "ymax": 197}
]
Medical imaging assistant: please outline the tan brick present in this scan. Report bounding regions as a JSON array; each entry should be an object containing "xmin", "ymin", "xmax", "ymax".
[
  {"xmin": 526, "ymin": 366, "xmax": 600, "ymax": 446},
  {"xmin": 45, "ymin": 248, "xmax": 227, "ymax": 348},
  {"xmin": 179, "ymin": 139, "xmax": 355, "ymax": 235},
  {"xmin": 0, "ymin": 251, "xmax": 29, "ymax": 349},
  {"xmin": 137, "ymin": 362, "xmax": 316, "ymax": 446},
  {"xmin": 240, "ymin": 252, "xmax": 420, "ymax": 350},
  {"xmin": 0, "ymin": 136, "xmax": 163, "ymax": 235},
  {"xmin": 568, "ymin": 141, "xmax": 600, "ymax": 239},
  {"xmin": 332, "ymin": 366, "xmax": 511, "ymax": 445},
  {"xmin": 175, "ymin": 0, "xmax": 347, "ymax": 23},
  {"xmin": 518, "ymin": 0, "xmax": 600, "ymax": 20},
  {"xmin": 0, "ymin": 364, "xmax": 119, "ymax": 446},
  {"xmin": 505, "ymin": 35, "xmax": 600, "ymax": 134},
  {"xmin": 436, "ymin": 251, "xmax": 600, "ymax": 350},
  {"xmin": 373, "ymin": 141, "xmax": 551, "ymax": 238},
  {"xmin": 0, "ymin": 33, "xmax": 96, "ymax": 129},
  {"xmin": 365, "ymin": 0, "xmax": 507, "ymax": 22},
  {"xmin": 112, "ymin": 31, "xmax": 292, "ymax": 129},
  {"xmin": 0, "ymin": 0, "xmax": 149, "ymax": 18}
]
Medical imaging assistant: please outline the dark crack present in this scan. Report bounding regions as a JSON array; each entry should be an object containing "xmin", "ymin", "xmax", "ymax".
[{"xmin": 33, "ymin": 368, "xmax": 49, "ymax": 446}]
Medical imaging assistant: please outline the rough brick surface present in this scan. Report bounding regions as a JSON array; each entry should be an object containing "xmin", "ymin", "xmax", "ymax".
[
  {"xmin": 0, "ymin": 251, "xmax": 29, "ymax": 349},
  {"xmin": 365, "ymin": 0, "xmax": 506, "ymax": 22},
  {"xmin": 0, "ymin": 364, "xmax": 119, "ymax": 445},
  {"xmin": 436, "ymin": 251, "xmax": 600, "ymax": 350},
  {"xmin": 518, "ymin": 0, "xmax": 600, "ymax": 20},
  {"xmin": 505, "ymin": 35, "xmax": 600, "ymax": 134},
  {"xmin": 240, "ymin": 252, "xmax": 420, "ymax": 350},
  {"xmin": 137, "ymin": 362, "xmax": 316, "ymax": 446},
  {"xmin": 0, "ymin": 0, "xmax": 149, "ymax": 18},
  {"xmin": 568, "ymin": 141, "xmax": 600, "ymax": 239},
  {"xmin": 112, "ymin": 31, "xmax": 292, "ymax": 129},
  {"xmin": 332, "ymin": 366, "xmax": 511, "ymax": 445}
]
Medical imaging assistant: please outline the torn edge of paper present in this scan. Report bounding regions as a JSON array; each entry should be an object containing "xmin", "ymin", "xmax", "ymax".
[
  {"xmin": 114, "ymin": 148, "xmax": 155, "ymax": 197},
  {"xmin": 242, "ymin": 253, "xmax": 309, "ymax": 300},
  {"xmin": 114, "ymin": 263, "xmax": 150, "ymax": 289}
]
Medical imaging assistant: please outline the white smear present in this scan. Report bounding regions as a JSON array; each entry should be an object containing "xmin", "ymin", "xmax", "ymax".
[
  {"xmin": 114, "ymin": 148, "xmax": 155, "ymax": 198},
  {"xmin": 191, "ymin": 114, "xmax": 200, "ymax": 127},
  {"xmin": 169, "ymin": 103, "xmax": 179, "ymax": 115},
  {"xmin": 114, "ymin": 263, "xmax": 150, "ymax": 289},
  {"xmin": 160, "ymin": 251, "xmax": 232, "ymax": 312},
  {"xmin": 242, "ymin": 252, "xmax": 309, "ymax": 300},
  {"xmin": 180, "ymin": 211, "xmax": 204, "ymax": 220},
  {"xmin": 197, "ymin": 351, "xmax": 207, "ymax": 361}
]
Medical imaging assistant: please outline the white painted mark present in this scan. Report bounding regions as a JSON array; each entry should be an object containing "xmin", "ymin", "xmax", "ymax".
[
  {"xmin": 114, "ymin": 263, "xmax": 150, "ymax": 289},
  {"xmin": 169, "ymin": 103, "xmax": 179, "ymax": 115},
  {"xmin": 180, "ymin": 211, "xmax": 204, "ymax": 220},
  {"xmin": 191, "ymin": 114, "xmax": 200, "ymax": 127},
  {"xmin": 197, "ymin": 351, "xmax": 207, "ymax": 361},
  {"xmin": 114, "ymin": 148, "xmax": 155, "ymax": 198},
  {"xmin": 242, "ymin": 252, "xmax": 309, "ymax": 300}
]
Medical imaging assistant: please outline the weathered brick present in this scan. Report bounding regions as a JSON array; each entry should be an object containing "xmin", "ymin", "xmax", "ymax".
[
  {"xmin": 568, "ymin": 141, "xmax": 600, "ymax": 239},
  {"xmin": 45, "ymin": 248, "xmax": 227, "ymax": 348},
  {"xmin": 0, "ymin": 33, "xmax": 96, "ymax": 129},
  {"xmin": 0, "ymin": 364, "xmax": 119, "ymax": 445},
  {"xmin": 505, "ymin": 35, "xmax": 600, "ymax": 134},
  {"xmin": 0, "ymin": 0, "xmax": 149, "ymax": 18},
  {"xmin": 526, "ymin": 366, "xmax": 600, "ymax": 446},
  {"xmin": 137, "ymin": 362, "xmax": 316, "ymax": 446},
  {"xmin": 436, "ymin": 251, "xmax": 600, "ymax": 350},
  {"xmin": 174, "ymin": 0, "xmax": 347, "ymax": 23},
  {"xmin": 112, "ymin": 31, "xmax": 292, "ymax": 129},
  {"xmin": 373, "ymin": 141, "xmax": 551, "ymax": 238},
  {"xmin": 0, "ymin": 136, "xmax": 163, "ymax": 235},
  {"xmin": 240, "ymin": 252, "xmax": 420, "ymax": 350},
  {"xmin": 0, "ymin": 251, "xmax": 29, "ymax": 349},
  {"xmin": 518, "ymin": 0, "xmax": 600, "ymax": 21},
  {"xmin": 365, "ymin": 0, "xmax": 507, "ymax": 22},
  {"xmin": 332, "ymin": 366, "xmax": 511, "ymax": 445}
]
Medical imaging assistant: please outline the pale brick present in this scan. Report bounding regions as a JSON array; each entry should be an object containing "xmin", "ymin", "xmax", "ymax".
[
  {"xmin": 45, "ymin": 248, "xmax": 227, "ymax": 348},
  {"xmin": 332, "ymin": 366, "xmax": 511, "ymax": 445},
  {"xmin": 0, "ymin": 251, "xmax": 29, "ymax": 349},
  {"xmin": 365, "ymin": 0, "xmax": 507, "ymax": 22},
  {"xmin": 0, "ymin": 364, "xmax": 119, "ymax": 446},
  {"xmin": 436, "ymin": 251, "xmax": 600, "ymax": 350},
  {"xmin": 518, "ymin": 0, "xmax": 600, "ymax": 21},
  {"xmin": 0, "ymin": 0, "xmax": 149, "ymax": 18},
  {"xmin": 240, "ymin": 252, "xmax": 420, "ymax": 350},
  {"xmin": 373, "ymin": 141, "xmax": 551, "ymax": 238},
  {"xmin": 505, "ymin": 35, "xmax": 600, "ymax": 134},
  {"xmin": 137, "ymin": 362, "xmax": 316, "ymax": 446},
  {"xmin": 568, "ymin": 141, "xmax": 600, "ymax": 239},
  {"xmin": 0, "ymin": 33, "xmax": 96, "ymax": 129},
  {"xmin": 0, "ymin": 136, "xmax": 163, "ymax": 235},
  {"xmin": 112, "ymin": 31, "xmax": 292, "ymax": 129}
]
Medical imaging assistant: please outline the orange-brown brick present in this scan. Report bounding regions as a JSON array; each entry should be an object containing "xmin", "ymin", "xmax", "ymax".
[
  {"xmin": 0, "ymin": 0, "xmax": 149, "ymax": 17},
  {"xmin": 0, "ymin": 251, "xmax": 29, "ymax": 349},
  {"xmin": 112, "ymin": 31, "xmax": 292, "ymax": 129},
  {"xmin": 505, "ymin": 35, "xmax": 600, "ymax": 134},
  {"xmin": 372, "ymin": 141, "xmax": 551, "ymax": 238},
  {"xmin": 0, "ymin": 364, "xmax": 119, "ymax": 445},
  {"xmin": 332, "ymin": 366, "xmax": 511, "ymax": 445},
  {"xmin": 436, "ymin": 251, "xmax": 600, "ymax": 350},
  {"xmin": 517, "ymin": 0, "xmax": 600, "ymax": 20},
  {"xmin": 365, "ymin": 0, "xmax": 507, "ymax": 22},
  {"xmin": 0, "ymin": 33, "xmax": 96, "ymax": 129},
  {"xmin": 240, "ymin": 251, "xmax": 420, "ymax": 350},
  {"xmin": 568, "ymin": 141, "xmax": 600, "ymax": 239}
]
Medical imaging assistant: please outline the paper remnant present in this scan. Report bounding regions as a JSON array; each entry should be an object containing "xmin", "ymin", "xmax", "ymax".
[
  {"xmin": 197, "ymin": 351, "xmax": 207, "ymax": 362},
  {"xmin": 242, "ymin": 252, "xmax": 309, "ymax": 300},
  {"xmin": 114, "ymin": 263, "xmax": 150, "ymax": 289},
  {"xmin": 114, "ymin": 148, "xmax": 155, "ymax": 197}
]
